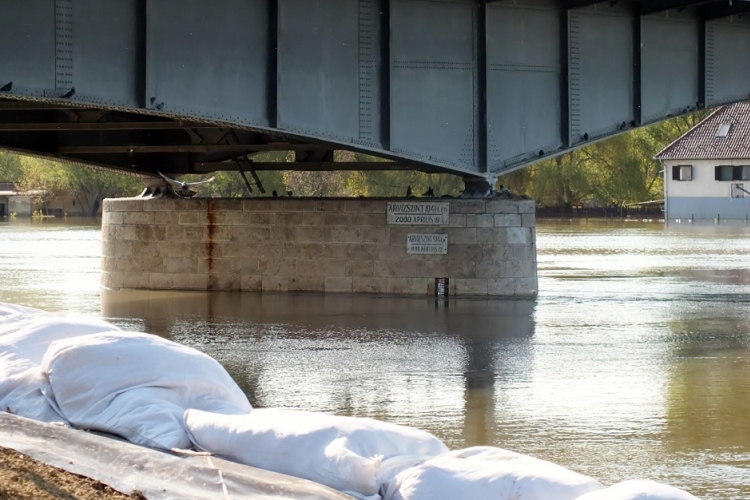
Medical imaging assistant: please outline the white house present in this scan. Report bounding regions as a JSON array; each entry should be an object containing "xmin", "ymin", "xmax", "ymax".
[{"xmin": 655, "ymin": 102, "xmax": 750, "ymax": 221}]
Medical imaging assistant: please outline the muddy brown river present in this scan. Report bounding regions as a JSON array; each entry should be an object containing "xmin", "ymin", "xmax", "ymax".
[{"xmin": 1, "ymin": 218, "xmax": 748, "ymax": 499}]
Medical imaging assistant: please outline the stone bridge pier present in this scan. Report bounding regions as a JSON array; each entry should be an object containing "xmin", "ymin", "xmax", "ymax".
[{"xmin": 101, "ymin": 198, "xmax": 537, "ymax": 296}]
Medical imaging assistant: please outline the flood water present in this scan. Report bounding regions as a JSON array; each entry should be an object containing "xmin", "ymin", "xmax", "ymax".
[{"xmin": 0, "ymin": 218, "xmax": 749, "ymax": 499}]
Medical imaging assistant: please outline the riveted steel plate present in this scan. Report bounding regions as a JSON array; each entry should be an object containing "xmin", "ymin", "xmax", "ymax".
[
  {"xmin": 569, "ymin": 6, "xmax": 634, "ymax": 141},
  {"xmin": 641, "ymin": 15, "xmax": 699, "ymax": 123},
  {"xmin": 277, "ymin": 0, "xmax": 360, "ymax": 142},
  {"xmin": 390, "ymin": 0, "xmax": 478, "ymax": 172},
  {"xmin": 146, "ymin": 0, "xmax": 269, "ymax": 125},
  {"xmin": 706, "ymin": 18, "xmax": 750, "ymax": 106},
  {"xmin": 73, "ymin": 0, "xmax": 141, "ymax": 107},
  {"xmin": 0, "ymin": 0, "xmax": 56, "ymax": 92},
  {"xmin": 487, "ymin": 3, "xmax": 561, "ymax": 170}
]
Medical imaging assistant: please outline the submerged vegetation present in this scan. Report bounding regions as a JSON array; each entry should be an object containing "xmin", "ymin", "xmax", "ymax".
[{"xmin": 0, "ymin": 111, "xmax": 709, "ymax": 215}]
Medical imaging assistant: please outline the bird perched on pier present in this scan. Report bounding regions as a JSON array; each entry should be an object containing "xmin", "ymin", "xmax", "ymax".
[
  {"xmin": 157, "ymin": 171, "xmax": 215, "ymax": 198},
  {"xmin": 422, "ymin": 187, "xmax": 435, "ymax": 197},
  {"xmin": 61, "ymin": 87, "xmax": 75, "ymax": 99},
  {"xmin": 0, "ymin": 82, "xmax": 11, "ymax": 92}
]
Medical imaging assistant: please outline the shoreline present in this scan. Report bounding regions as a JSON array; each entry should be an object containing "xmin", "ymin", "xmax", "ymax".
[{"xmin": 0, "ymin": 445, "xmax": 142, "ymax": 500}]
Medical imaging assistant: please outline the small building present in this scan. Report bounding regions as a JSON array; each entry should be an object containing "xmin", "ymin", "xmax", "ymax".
[
  {"xmin": 0, "ymin": 182, "xmax": 32, "ymax": 217},
  {"xmin": 0, "ymin": 182, "xmax": 97, "ymax": 218},
  {"xmin": 655, "ymin": 102, "xmax": 750, "ymax": 221},
  {"xmin": 37, "ymin": 193, "xmax": 96, "ymax": 218}
]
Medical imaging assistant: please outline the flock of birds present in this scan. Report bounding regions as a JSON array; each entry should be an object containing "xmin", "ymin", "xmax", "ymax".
[
  {"xmin": 1, "ymin": 81, "xmax": 75, "ymax": 98},
  {"xmin": 157, "ymin": 172, "xmax": 510, "ymax": 199},
  {"xmin": 404, "ymin": 184, "xmax": 510, "ymax": 198}
]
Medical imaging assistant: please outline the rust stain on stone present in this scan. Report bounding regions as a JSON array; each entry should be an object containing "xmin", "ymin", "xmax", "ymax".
[{"xmin": 206, "ymin": 199, "xmax": 216, "ymax": 276}]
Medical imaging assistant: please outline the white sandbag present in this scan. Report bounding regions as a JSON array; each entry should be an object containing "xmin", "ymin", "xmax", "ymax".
[
  {"xmin": 42, "ymin": 331, "xmax": 252, "ymax": 450},
  {"xmin": 0, "ymin": 364, "xmax": 64, "ymax": 422},
  {"xmin": 0, "ymin": 314, "xmax": 121, "ymax": 422},
  {"xmin": 0, "ymin": 302, "xmax": 44, "ymax": 321},
  {"xmin": 575, "ymin": 480, "xmax": 700, "ymax": 500},
  {"xmin": 0, "ymin": 314, "xmax": 120, "ymax": 365},
  {"xmin": 382, "ymin": 446, "xmax": 602, "ymax": 500},
  {"xmin": 184, "ymin": 408, "xmax": 449, "ymax": 497}
]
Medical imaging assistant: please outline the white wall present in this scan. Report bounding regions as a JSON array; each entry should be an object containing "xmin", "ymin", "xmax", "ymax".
[
  {"xmin": 664, "ymin": 158, "xmax": 750, "ymax": 220},
  {"xmin": 664, "ymin": 159, "xmax": 750, "ymax": 198},
  {"xmin": 8, "ymin": 196, "xmax": 31, "ymax": 216}
]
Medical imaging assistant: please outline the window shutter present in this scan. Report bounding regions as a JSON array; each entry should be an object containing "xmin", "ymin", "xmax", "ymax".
[
  {"xmin": 715, "ymin": 166, "xmax": 721, "ymax": 181},
  {"xmin": 672, "ymin": 166, "xmax": 680, "ymax": 180}
]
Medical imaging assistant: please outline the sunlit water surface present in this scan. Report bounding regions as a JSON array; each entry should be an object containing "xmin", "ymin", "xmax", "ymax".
[{"xmin": 1, "ymin": 218, "xmax": 748, "ymax": 499}]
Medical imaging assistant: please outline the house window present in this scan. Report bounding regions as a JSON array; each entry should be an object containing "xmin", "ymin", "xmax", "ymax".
[
  {"xmin": 731, "ymin": 184, "xmax": 746, "ymax": 199},
  {"xmin": 672, "ymin": 165, "xmax": 692, "ymax": 181},
  {"xmin": 715, "ymin": 166, "xmax": 750, "ymax": 181}
]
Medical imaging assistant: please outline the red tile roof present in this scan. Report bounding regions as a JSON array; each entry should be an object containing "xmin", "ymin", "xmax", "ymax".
[{"xmin": 655, "ymin": 101, "xmax": 750, "ymax": 160}]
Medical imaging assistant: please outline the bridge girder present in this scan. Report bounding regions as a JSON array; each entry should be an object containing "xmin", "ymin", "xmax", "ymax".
[{"xmin": 0, "ymin": 0, "xmax": 749, "ymax": 182}]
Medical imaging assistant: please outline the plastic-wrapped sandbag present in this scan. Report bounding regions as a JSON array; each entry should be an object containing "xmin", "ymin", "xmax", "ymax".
[
  {"xmin": 0, "ymin": 412, "xmax": 356, "ymax": 500},
  {"xmin": 0, "ymin": 313, "xmax": 121, "ymax": 422},
  {"xmin": 42, "ymin": 331, "xmax": 252, "ymax": 450},
  {"xmin": 184, "ymin": 408, "xmax": 449, "ymax": 497},
  {"xmin": 574, "ymin": 480, "xmax": 699, "ymax": 500},
  {"xmin": 382, "ymin": 446, "xmax": 602, "ymax": 500}
]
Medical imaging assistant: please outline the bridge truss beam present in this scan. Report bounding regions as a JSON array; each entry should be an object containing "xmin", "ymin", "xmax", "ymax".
[{"xmin": 0, "ymin": 0, "xmax": 749, "ymax": 183}]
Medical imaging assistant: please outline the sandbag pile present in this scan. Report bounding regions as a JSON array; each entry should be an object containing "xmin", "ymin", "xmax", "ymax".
[
  {"xmin": 575, "ymin": 480, "xmax": 700, "ymax": 500},
  {"xmin": 0, "ymin": 307, "xmax": 121, "ymax": 422},
  {"xmin": 381, "ymin": 446, "xmax": 603, "ymax": 500},
  {"xmin": 0, "ymin": 303, "xmax": 702, "ymax": 500},
  {"xmin": 42, "ymin": 331, "xmax": 253, "ymax": 450},
  {"xmin": 184, "ymin": 408, "xmax": 448, "ymax": 498}
]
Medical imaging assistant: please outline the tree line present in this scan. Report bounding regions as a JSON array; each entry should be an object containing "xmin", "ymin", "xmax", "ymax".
[
  {"xmin": 0, "ymin": 153, "xmax": 142, "ymax": 217},
  {"xmin": 0, "ymin": 110, "xmax": 709, "ymax": 216},
  {"xmin": 502, "ymin": 111, "xmax": 710, "ymax": 208}
]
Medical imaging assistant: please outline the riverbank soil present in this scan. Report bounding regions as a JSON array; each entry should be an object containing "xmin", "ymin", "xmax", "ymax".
[{"xmin": 0, "ymin": 446, "xmax": 145, "ymax": 500}]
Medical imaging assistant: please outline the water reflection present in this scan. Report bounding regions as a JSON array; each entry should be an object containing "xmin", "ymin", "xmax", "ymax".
[
  {"xmin": 666, "ymin": 314, "xmax": 750, "ymax": 450},
  {"xmin": 102, "ymin": 290, "xmax": 536, "ymax": 447}
]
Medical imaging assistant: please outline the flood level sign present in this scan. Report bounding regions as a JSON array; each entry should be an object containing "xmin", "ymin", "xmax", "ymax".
[{"xmin": 406, "ymin": 233, "xmax": 448, "ymax": 254}]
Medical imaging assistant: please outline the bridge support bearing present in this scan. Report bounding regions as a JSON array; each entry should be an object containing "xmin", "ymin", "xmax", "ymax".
[
  {"xmin": 101, "ymin": 197, "xmax": 537, "ymax": 296},
  {"xmin": 461, "ymin": 176, "xmax": 503, "ymax": 199}
]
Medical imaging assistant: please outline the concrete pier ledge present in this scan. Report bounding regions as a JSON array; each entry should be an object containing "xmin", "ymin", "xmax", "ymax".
[{"xmin": 101, "ymin": 197, "xmax": 537, "ymax": 296}]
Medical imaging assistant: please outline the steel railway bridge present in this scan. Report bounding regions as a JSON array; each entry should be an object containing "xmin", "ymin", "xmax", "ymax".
[{"xmin": 1, "ymin": 0, "xmax": 749, "ymax": 190}]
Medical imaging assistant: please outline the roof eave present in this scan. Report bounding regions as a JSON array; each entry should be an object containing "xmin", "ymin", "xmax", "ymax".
[{"xmin": 654, "ymin": 155, "xmax": 750, "ymax": 161}]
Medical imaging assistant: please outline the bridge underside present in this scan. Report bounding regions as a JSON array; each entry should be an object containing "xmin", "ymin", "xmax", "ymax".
[{"xmin": 1, "ymin": 0, "xmax": 749, "ymax": 182}]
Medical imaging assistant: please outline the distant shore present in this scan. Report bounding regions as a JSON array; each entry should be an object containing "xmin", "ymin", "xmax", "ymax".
[{"xmin": 536, "ymin": 207, "xmax": 664, "ymax": 220}]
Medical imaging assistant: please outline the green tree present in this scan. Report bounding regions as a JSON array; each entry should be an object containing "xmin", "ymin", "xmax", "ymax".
[
  {"xmin": 503, "ymin": 109, "xmax": 714, "ymax": 208},
  {"xmin": 523, "ymin": 153, "xmax": 592, "ymax": 208},
  {"xmin": 58, "ymin": 164, "xmax": 143, "ymax": 216},
  {"xmin": 179, "ymin": 151, "xmax": 290, "ymax": 197},
  {"xmin": 5, "ymin": 152, "xmax": 142, "ymax": 216},
  {"xmin": 0, "ymin": 151, "xmax": 24, "ymax": 182}
]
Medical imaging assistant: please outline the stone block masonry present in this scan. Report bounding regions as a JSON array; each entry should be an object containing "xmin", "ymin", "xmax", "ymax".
[{"xmin": 101, "ymin": 197, "xmax": 538, "ymax": 296}]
